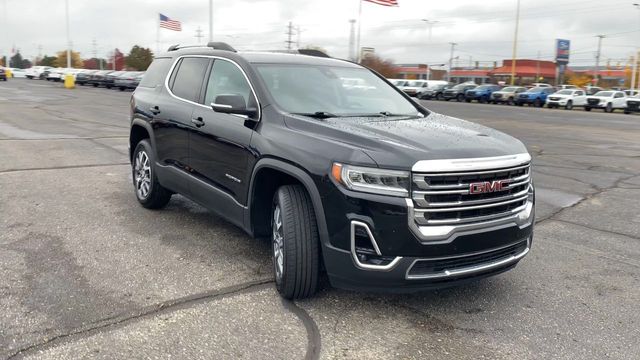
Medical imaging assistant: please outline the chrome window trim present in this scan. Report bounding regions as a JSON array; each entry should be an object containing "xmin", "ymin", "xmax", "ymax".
[
  {"xmin": 412, "ymin": 153, "xmax": 531, "ymax": 173},
  {"xmin": 163, "ymin": 54, "xmax": 261, "ymax": 121},
  {"xmin": 405, "ymin": 237, "xmax": 530, "ymax": 280},
  {"xmin": 350, "ymin": 220, "xmax": 402, "ymax": 271}
]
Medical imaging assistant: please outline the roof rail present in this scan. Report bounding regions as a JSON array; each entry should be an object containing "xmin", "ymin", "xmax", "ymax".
[
  {"xmin": 206, "ymin": 42, "xmax": 237, "ymax": 52},
  {"xmin": 166, "ymin": 42, "xmax": 237, "ymax": 53},
  {"xmin": 297, "ymin": 49, "xmax": 330, "ymax": 58}
]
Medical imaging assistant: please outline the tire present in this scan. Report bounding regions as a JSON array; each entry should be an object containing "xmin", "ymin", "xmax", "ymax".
[
  {"xmin": 605, "ymin": 103, "xmax": 613, "ymax": 113},
  {"xmin": 534, "ymin": 99, "xmax": 542, "ymax": 107},
  {"xmin": 624, "ymin": 110, "xmax": 631, "ymax": 114},
  {"xmin": 132, "ymin": 140, "xmax": 172, "ymax": 209},
  {"xmin": 436, "ymin": 93, "xmax": 443, "ymax": 101},
  {"xmin": 456, "ymin": 94, "xmax": 464, "ymax": 102},
  {"xmin": 271, "ymin": 185, "xmax": 320, "ymax": 299},
  {"xmin": 119, "ymin": 87, "xmax": 125, "ymax": 91},
  {"xmin": 565, "ymin": 101, "xmax": 573, "ymax": 110},
  {"xmin": 585, "ymin": 106, "xmax": 591, "ymax": 111},
  {"xmin": 93, "ymin": 83, "xmax": 98, "ymax": 87},
  {"xmin": 507, "ymin": 97, "xmax": 514, "ymax": 106}
]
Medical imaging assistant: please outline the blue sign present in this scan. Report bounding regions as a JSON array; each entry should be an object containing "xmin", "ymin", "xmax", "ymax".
[{"xmin": 556, "ymin": 39, "xmax": 570, "ymax": 65}]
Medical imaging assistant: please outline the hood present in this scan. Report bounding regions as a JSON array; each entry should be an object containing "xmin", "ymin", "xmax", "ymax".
[{"xmin": 285, "ymin": 113, "xmax": 528, "ymax": 169}]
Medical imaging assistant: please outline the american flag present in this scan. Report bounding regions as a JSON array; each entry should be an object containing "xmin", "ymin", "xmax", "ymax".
[
  {"xmin": 364, "ymin": 0, "xmax": 399, "ymax": 6},
  {"xmin": 159, "ymin": 13, "xmax": 182, "ymax": 31}
]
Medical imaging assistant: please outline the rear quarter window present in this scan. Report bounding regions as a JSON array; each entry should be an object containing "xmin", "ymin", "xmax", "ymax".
[{"xmin": 138, "ymin": 58, "xmax": 172, "ymax": 88}]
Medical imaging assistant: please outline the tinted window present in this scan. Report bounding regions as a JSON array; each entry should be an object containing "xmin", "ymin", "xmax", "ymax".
[
  {"xmin": 139, "ymin": 58, "xmax": 172, "ymax": 88},
  {"xmin": 204, "ymin": 59, "xmax": 254, "ymax": 107},
  {"xmin": 614, "ymin": 92, "xmax": 624, "ymax": 98},
  {"xmin": 171, "ymin": 57, "xmax": 210, "ymax": 102}
]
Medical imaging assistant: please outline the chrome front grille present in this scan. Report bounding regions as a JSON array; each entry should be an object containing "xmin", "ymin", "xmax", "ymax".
[{"xmin": 411, "ymin": 163, "xmax": 531, "ymax": 226}]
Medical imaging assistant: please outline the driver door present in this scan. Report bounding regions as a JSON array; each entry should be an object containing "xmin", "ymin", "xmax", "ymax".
[{"xmin": 188, "ymin": 58, "xmax": 257, "ymax": 208}]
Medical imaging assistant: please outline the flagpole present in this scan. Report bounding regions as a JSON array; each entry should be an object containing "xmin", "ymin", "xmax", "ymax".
[
  {"xmin": 156, "ymin": 13, "xmax": 160, "ymax": 56},
  {"xmin": 356, "ymin": 0, "xmax": 362, "ymax": 63}
]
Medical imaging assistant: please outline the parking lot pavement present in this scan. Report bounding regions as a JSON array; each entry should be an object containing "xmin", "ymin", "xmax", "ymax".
[{"xmin": 1, "ymin": 79, "xmax": 639, "ymax": 359}]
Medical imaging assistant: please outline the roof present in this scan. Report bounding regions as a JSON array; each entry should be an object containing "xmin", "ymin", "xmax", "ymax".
[
  {"xmin": 450, "ymin": 69, "xmax": 490, "ymax": 77},
  {"xmin": 489, "ymin": 65, "xmax": 556, "ymax": 77},
  {"xmin": 160, "ymin": 46, "xmax": 358, "ymax": 68}
]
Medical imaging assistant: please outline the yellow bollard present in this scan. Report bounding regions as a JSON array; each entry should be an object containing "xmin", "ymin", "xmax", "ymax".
[
  {"xmin": 64, "ymin": 73, "xmax": 75, "ymax": 89},
  {"xmin": 5, "ymin": 68, "xmax": 12, "ymax": 78}
]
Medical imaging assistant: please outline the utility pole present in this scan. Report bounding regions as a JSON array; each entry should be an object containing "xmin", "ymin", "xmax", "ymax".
[
  {"xmin": 510, "ymin": 0, "xmax": 521, "ymax": 85},
  {"xmin": 285, "ymin": 21, "xmax": 295, "ymax": 50},
  {"xmin": 447, "ymin": 42, "xmax": 457, "ymax": 83},
  {"xmin": 594, "ymin": 34, "xmax": 605, "ymax": 86},
  {"xmin": 536, "ymin": 51, "xmax": 541, "ymax": 81},
  {"xmin": 348, "ymin": 19, "xmax": 356, "ymax": 61},
  {"xmin": 195, "ymin": 26, "xmax": 204, "ymax": 44},
  {"xmin": 633, "ymin": 4, "xmax": 640, "ymax": 91},
  {"xmin": 65, "ymin": 0, "xmax": 71, "ymax": 68},
  {"xmin": 209, "ymin": 0, "xmax": 213, "ymax": 42}
]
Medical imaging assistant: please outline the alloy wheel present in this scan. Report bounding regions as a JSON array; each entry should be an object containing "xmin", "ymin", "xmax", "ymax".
[
  {"xmin": 272, "ymin": 205, "xmax": 284, "ymax": 283},
  {"xmin": 134, "ymin": 150, "xmax": 151, "ymax": 199}
]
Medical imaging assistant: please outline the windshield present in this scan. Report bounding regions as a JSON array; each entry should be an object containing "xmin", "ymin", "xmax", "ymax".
[
  {"xmin": 594, "ymin": 91, "xmax": 613, "ymax": 97},
  {"xmin": 256, "ymin": 64, "xmax": 421, "ymax": 117},
  {"xmin": 408, "ymin": 81, "xmax": 425, "ymax": 87},
  {"xmin": 556, "ymin": 90, "xmax": 573, "ymax": 95}
]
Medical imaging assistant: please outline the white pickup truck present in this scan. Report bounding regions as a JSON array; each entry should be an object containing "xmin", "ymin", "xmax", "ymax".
[{"xmin": 25, "ymin": 66, "xmax": 52, "ymax": 80}]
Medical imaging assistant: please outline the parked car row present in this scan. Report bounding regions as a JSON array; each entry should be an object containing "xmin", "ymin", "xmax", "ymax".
[
  {"xmin": 23, "ymin": 66, "xmax": 145, "ymax": 91},
  {"xmin": 389, "ymin": 79, "xmax": 640, "ymax": 114}
]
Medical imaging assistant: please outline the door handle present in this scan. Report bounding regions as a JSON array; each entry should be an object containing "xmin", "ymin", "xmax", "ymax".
[
  {"xmin": 149, "ymin": 106, "xmax": 160, "ymax": 115},
  {"xmin": 191, "ymin": 117, "xmax": 205, "ymax": 127}
]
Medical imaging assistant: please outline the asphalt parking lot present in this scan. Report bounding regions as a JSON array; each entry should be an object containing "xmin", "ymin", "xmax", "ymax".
[{"xmin": 1, "ymin": 79, "xmax": 639, "ymax": 359}]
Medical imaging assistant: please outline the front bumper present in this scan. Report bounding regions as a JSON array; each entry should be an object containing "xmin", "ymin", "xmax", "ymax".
[
  {"xmin": 547, "ymin": 99, "xmax": 568, "ymax": 106},
  {"xmin": 319, "ymin": 181, "xmax": 535, "ymax": 292}
]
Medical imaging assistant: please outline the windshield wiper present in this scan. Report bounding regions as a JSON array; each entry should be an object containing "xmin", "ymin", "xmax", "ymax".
[
  {"xmin": 343, "ymin": 112, "xmax": 418, "ymax": 117},
  {"xmin": 292, "ymin": 111, "xmax": 337, "ymax": 119}
]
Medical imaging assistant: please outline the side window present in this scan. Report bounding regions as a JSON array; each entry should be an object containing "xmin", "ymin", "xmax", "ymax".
[
  {"xmin": 204, "ymin": 59, "xmax": 254, "ymax": 108},
  {"xmin": 170, "ymin": 57, "xmax": 210, "ymax": 103},
  {"xmin": 577, "ymin": 91, "xmax": 584, "ymax": 96},
  {"xmin": 614, "ymin": 92, "xmax": 623, "ymax": 98},
  {"xmin": 138, "ymin": 58, "xmax": 172, "ymax": 88}
]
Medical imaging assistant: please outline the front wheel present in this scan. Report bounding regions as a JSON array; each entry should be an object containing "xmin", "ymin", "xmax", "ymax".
[
  {"xmin": 272, "ymin": 185, "xmax": 320, "ymax": 299},
  {"xmin": 605, "ymin": 103, "xmax": 613, "ymax": 113},
  {"xmin": 534, "ymin": 99, "xmax": 542, "ymax": 107},
  {"xmin": 584, "ymin": 106, "xmax": 592, "ymax": 111},
  {"xmin": 132, "ymin": 140, "xmax": 172, "ymax": 209},
  {"xmin": 436, "ymin": 93, "xmax": 444, "ymax": 100},
  {"xmin": 565, "ymin": 101, "xmax": 573, "ymax": 110},
  {"xmin": 456, "ymin": 94, "xmax": 464, "ymax": 102}
]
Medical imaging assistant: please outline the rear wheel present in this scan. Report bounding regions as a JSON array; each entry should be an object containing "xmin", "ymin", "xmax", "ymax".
[
  {"xmin": 272, "ymin": 185, "xmax": 320, "ymax": 299},
  {"xmin": 456, "ymin": 94, "xmax": 464, "ymax": 102},
  {"xmin": 565, "ymin": 100, "xmax": 573, "ymax": 110},
  {"xmin": 436, "ymin": 93, "xmax": 443, "ymax": 100},
  {"xmin": 132, "ymin": 140, "xmax": 172, "ymax": 209},
  {"xmin": 534, "ymin": 99, "xmax": 542, "ymax": 107},
  {"xmin": 584, "ymin": 106, "xmax": 592, "ymax": 111}
]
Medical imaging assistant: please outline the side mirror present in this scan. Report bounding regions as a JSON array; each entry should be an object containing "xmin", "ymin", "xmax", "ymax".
[{"xmin": 211, "ymin": 94, "xmax": 257, "ymax": 118}]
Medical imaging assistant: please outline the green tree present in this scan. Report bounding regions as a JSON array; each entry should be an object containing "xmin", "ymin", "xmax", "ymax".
[
  {"xmin": 38, "ymin": 55, "xmax": 57, "ymax": 67},
  {"xmin": 125, "ymin": 45, "xmax": 154, "ymax": 71},
  {"xmin": 54, "ymin": 50, "xmax": 83, "ymax": 68},
  {"xmin": 10, "ymin": 51, "xmax": 24, "ymax": 68}
]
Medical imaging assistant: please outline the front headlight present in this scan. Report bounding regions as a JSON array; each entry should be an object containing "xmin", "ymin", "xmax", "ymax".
[{"xmin": 331, "ymin": 163, "xmax": 410, "ymax": 197}]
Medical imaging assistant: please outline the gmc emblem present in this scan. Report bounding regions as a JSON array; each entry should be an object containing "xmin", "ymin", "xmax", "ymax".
[{"xmin": 469, "ymin": 180, "xmax": 509, "ymax": 194}]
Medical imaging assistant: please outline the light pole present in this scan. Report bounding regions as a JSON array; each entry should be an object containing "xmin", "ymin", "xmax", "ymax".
[
  {"xmin": 65, "ymin": 0, "xmax": 71, "ymax": 68},
  {"xmin": 447, "ymin": 42, "xmax": 457, "ymax": 83},
  {"xmin": 510, "ymin": 0, "xmax": 521, "ymax": 85},
  {"xmin": 422, "ymin": 19, "xmax": 438, "ymax": 80},
  {"xmin": 634, "ymin": 3, "xmax": 640, "ymax": 91}
]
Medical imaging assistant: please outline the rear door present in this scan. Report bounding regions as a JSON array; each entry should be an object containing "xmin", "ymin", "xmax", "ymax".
[
  {"xmin": 189, "ymin": 58, "xmax": 257, "ymax": 208},
  {"xmin": 574, "ymin": 90, "xmax": 586, "ymax": 106}
]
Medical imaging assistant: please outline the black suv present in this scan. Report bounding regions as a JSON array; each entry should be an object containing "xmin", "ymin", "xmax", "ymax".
[{"xmin": 129, "ymin": 43, "xmax": 535, "ymax": 299}]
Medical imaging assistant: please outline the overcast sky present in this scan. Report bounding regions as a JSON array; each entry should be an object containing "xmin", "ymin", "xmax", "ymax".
[{"xmin": 1, "ymin": 0, "xmax": 639, "ymax": 68}]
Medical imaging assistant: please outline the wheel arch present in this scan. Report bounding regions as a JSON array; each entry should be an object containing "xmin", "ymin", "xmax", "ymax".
[
  {"xmin": 246, "ymin": 158, "xmax": 329, "ymax": 248},
  {"xmin": 129, "ymin": 120, "xmax": 156, "ymax": 162}
]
